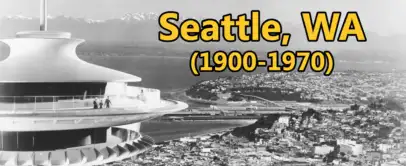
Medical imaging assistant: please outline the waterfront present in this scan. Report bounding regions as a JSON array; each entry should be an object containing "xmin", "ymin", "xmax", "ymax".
[
  {"xmin": 141, "ymin": 120, "xmax": 255, "ymax": 143},
  {"xmin": 77, "ymin": 55, "xmax": 403, "ymax": 91},
  {"xmin": 104, "ymin": 70, "xmax": 406, "ymax": 166}
]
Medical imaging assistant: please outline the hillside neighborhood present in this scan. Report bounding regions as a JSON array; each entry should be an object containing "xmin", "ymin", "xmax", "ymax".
[{"xmin": 109, "ymin": 71, "xmax": 406, "ymax": 166}]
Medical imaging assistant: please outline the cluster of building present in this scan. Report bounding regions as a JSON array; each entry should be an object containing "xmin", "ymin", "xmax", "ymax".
[
  {"xmin": 109, "ymin": 102, "xmax": 405, "ymax": 165},
  {"xmin": 109, "ymin": 129, "xmax": 277, "ymax": 166},
  {"xmin": 108, "ymin": 71, "xmax": 406, "ymax": 165},
  {"xmin": 188, "ymin": 71, "xmax": 406, "ymax": 105}
]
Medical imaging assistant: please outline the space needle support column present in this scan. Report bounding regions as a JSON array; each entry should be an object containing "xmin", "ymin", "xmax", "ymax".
[{"xmin": 40, "ymin": 0, "xmax": 47, "ymax": 31}]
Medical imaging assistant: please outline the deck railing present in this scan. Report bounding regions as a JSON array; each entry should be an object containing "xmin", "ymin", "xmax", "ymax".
[
  {"xmin": 0, "ymin": 94, "xmax": 147, "ymax": 112},
  {"xmin": 0, "ymin": 85, "xmax": 176, "ymax": 113},
  {"xmin": 0, "ymin": 94, "xmax": 174, "ymax": 113}
]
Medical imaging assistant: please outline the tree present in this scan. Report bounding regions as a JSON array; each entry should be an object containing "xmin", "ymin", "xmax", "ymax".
[
  {"xmin": 350, "ymin": 104, "xmax": 360, "ymax": 110},
  {"xmin": 323, "ymin": 145, "xmax": 340, "ymax": 163}
]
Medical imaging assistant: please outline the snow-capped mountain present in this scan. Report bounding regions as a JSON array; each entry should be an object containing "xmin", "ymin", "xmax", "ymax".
[
  {"xmin": 0, "ymin": 12, "xmax": 403, "ymax": 56},
  {"xmin": 0, "ymin": 13, "xmax": 404, "ymax": 73},
  {"xmin": 0, "ymin": 13, "xmax": 167, "ymax": 42},
  {"xmin": 0, "ymin": 12, "xmax": 213, "ymax": 41},
  {"xmin": 85, "ymin": 19, "xmax": 106, "ymax": 24},
  {"xmin": 120, "ymin": 12, "xmax": 159, "ymax": 21},
  {"xmin": 5, "ymin": 15, "xmax": 34, "ymax": 20}
]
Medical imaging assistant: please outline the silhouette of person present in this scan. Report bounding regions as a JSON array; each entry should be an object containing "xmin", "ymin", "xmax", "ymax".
[
  {"xmin": 99, "ymin": 99, "xmax": 103, "ymax": 109},
  {"xmin": 105, "ymin": 97, "xmax": 112, "ymax": 108},
  {"xmin": 93, "ymin": 98, "xmax": 98, "ymax": 109}
]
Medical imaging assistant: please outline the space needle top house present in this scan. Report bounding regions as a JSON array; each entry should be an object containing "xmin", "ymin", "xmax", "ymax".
[{"xmin": 0, "ymin": 0, "xmax": 188, "ymax": 165}]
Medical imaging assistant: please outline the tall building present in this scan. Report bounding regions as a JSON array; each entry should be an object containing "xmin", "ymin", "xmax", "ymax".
[{"xmin": 0, "ymin": 1, "xmax": 188, "ymax": 165}]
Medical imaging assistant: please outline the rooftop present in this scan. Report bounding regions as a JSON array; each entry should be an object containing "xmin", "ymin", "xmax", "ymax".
[{"xmin": 0, "ymin": 31, "xmax": 141, "ymax": 83}]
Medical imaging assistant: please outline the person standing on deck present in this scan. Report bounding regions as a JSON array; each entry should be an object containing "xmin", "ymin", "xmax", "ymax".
[
  {"xmin": 99, "ymin": 99, "xmax": 103, "ymax": 109},
  {"xmin": 93, "ymin": 98, "xmax": 98, "ymax": 109},
  {"xmin": 105, "ymin": 97, "xmax": 112, "ymax": 108}
]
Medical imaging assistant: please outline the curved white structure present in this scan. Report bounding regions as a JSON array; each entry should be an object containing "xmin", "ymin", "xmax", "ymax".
[
  {"xmin": 0, "ymin": 2, "xmax": 188, "ymax": 165},
  {"xmin": 0, "ymin": 31, "xmax": 140, "ymax": 83},
  {"xmin": 0, "ymin": 30, "xmax": 188, "ymax": 165},
  {"xmin": 0, "ymin": 100, "xmax": 188, "ymax": 132}
]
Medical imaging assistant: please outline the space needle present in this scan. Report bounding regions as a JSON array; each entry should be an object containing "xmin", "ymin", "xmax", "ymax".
[{"xmin": 0, "ymin": 0, "xmax": 188, "ymax": 165}]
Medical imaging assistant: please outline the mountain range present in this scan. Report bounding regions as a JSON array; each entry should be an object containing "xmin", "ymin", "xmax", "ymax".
[
  {"xmin": 0, "ymin": 13, "xmax": 404, "ymax": 69},
  {"xmin": 0, "ymin": 13, "xmax": 402, "ymax": 47}
]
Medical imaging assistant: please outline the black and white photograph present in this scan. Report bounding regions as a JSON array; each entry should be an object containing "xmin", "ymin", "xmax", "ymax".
[{"xmin": 0, "ymin": 0, "xmax": 404, "ymax": 165}]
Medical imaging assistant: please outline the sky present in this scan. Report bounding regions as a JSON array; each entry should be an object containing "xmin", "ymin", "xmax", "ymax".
[{"xmin": 0, "ymin": 0, "xmax": 405, "ymax": 36}]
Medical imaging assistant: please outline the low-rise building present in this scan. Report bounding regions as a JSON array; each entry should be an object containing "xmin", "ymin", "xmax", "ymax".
[{"xmin": 313, "ymin": 145, "xmax": 334, "ymax": 155}]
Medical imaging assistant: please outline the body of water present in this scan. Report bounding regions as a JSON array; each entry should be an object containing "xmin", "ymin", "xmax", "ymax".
[
  {"xmin": 140, "ymin": 120, "xmax": 255, "ymax": 143},
  {"xmin": 79, "ymin": 55, "xmax": 403, "ymax": 91},
  {"xmin": 80, "ymin": 55, "xmax": 245, "ymax": 91}
]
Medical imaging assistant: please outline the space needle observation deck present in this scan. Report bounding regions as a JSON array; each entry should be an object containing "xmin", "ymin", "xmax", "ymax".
[{"xmin": 0, "ymin": 0, "xmax": 188, "ymax": 165}]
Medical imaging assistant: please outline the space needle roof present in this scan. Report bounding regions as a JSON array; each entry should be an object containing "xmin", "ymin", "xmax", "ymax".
[
  {"xmin": 0, "ymin": 0, "xmax": 141, "ymax": 83},
  {"xmin": 0, "ymin": 32, "xmax": 141, "ymax": 83}
]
